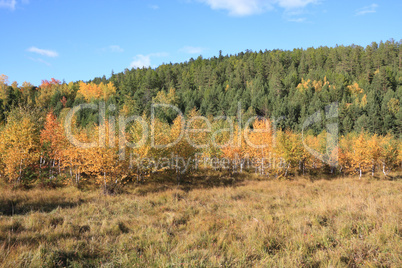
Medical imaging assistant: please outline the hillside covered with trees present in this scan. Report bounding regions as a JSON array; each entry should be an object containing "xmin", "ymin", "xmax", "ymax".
[{"xmin": 0, "ymin": 40, "xmax": 401, "ymax": 189}]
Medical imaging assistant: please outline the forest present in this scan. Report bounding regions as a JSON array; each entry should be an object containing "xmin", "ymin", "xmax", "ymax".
[
  {"xmin": 0, "ymin": 39, "xmax": 401, "ymax": 190},
  {"xmin": 0, "ymin": 40, "xmax": 401, "ymax": 267}
]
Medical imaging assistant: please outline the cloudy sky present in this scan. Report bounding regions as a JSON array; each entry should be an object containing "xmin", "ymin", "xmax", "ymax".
[{"xmin": 0, "ymin": 0, "xmax": 401, "ymax": 86}]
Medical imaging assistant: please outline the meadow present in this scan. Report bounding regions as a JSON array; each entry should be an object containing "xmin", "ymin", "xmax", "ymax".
[{"xmin": 0, "ymin": 172, "xmax": 400, "ymax": 267}]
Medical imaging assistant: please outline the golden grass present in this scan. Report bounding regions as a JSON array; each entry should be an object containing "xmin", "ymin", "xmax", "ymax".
[{"xmin": 0, "ymin": 173, "xmax": 401, "ymax": 267}]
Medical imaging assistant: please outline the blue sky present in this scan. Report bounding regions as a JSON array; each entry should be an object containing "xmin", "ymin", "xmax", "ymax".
[{"xmin": 0, "ymin": 0, "xmax": 401, "ymax": 86}]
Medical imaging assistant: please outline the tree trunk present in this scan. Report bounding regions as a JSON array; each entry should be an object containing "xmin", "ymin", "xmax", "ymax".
[
  {"xmin": 39, "ymin": 156, "xmax": 42, "ymax": 178},
  {"xmin": 51, "ymin": 159, "xmax": 55, "ymax": 180},
  {"xmin": 382, "ymin": 163, "xmax": 387, "ymax": 176},
  {"xmin": 284, "ymin": 163, "xmax": 290, "ymax": 177},
  {"xmin": 176, "ymin": 165, "xmax": 181, "ymax": 186},
  {"xmin": 18, "ymin": 160, "xmax": 22, "ymax": 184},
  {"xmin": 104, "ymin": 171, "xmax": 107, "ymax": 194}
]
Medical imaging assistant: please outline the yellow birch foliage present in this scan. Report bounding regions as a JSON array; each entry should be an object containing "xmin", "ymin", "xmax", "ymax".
[
  {"xmin": 78, "ymin": 81, "xmax": 116, "ymax": 101},
  {"xmin": 152, "ymin": 88, "xmax": 179, "ymax": 106},
  {"xmin": 86, "ymin": 121, "xmax": 123, "ymax": 189},
  {"xmin": 351, "ymin": 132, "xmax": 370, "ymax": 177},
  {"xmin": 204, "ymin": 115, "xmax": 232, "ymax": 159},
  {"xmin": 221, "ymin": 125, "xmax": 247, "ymax": 169},
  {"xmin": 85, "ymin": 145, "xmax": 119, "ymax": 189},
  {"xmin": 169, "ymin": 115, "xmax": 195, "ymax": 162},
  {"xmin": 130, "ymin": 114, "xmax": 152, "ymax": 162},
  {"xmin": 397, "ymin": 142, "xmax": 402, "ymax": 167},
  {"xmin": 339, "ymin": 135, "xmax": 354, "ymax": 173},
  {"xmin": 297, "ymin": 77, "xmax": 333, "ymax": 92},
  {"xmin": 347, "ymin": 82, "xmax": 364, "ymax": 95},
  {"xmin": 246, "ymin": 119, "xmax": 273, "ymax": 159},
  {"xmin": 61, "ymin": 131, "xmax": 90, "ymax": 186},
  {"xmin": 303, "ymin": 133, "xmax": 326, "ymax": 171},
  {"xmin": 0, "ymin": 74, "xmax": 9, "ymax": 102},
  {"xmin": 0, "ymin": 116, "xmax": 39, "ymax": 183},
  {"xmin": 378, "ymin": 134, "xmax": 399, "ymax": 175},
  {"xmin": 185, "ymin": 108, "xmax": 210, "ymax": 152},
  {"xmin": 366, "ymin": 134, "xmax": 382, "ymax": 175},
  {"xmin": 274, "ymin": 131, "xmax": 306, "ymax": 176}
]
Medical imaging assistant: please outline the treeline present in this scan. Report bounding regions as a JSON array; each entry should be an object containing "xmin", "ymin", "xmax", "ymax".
[
  {"xmin": 99, "ymin": 39, "xmax": 401, "ymax": 136},
  {"xmin": 0, "ymin": 39, "xmax": 401, "ymax": 136},
  {"xmin": 0, "ymin": 39, "xmax": 401, "ymax": 188},
  {"xmin": 0, "ymin": 106, "xmax": 401, "ymax": 190}
]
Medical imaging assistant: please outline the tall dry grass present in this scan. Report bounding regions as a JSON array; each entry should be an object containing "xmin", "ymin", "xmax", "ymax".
[{"xmin": 0, "ymin": 173, "xmax": 401, "ymax": 267}]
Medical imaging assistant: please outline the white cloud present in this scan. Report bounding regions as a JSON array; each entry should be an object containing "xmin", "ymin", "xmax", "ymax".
[
  {"xmin": 28, "ymin": 57, "xmax": 51, "ymax": 66},
  {"xmin": 109, "ymin": 45, "xmax": 124, "ymax": 53},
  {"xmin": 27, "ymin": 47, "xmax": 59, "ymax": 57},
  {"xmin": 276, "ymin": 0, "xmax": 317, "ymax": 10},
  {"xmin": 149, "ymin": 52, "xmax": 169, "ymax": 58},
  {"xmin": 287, "ymin": 17, "xmax": 306, "ymax": 22},
  {"xmin": 282, "ymin": 7, "xmax": 310, "ymax": 22},
  {"xmin": 198, "ymin": 0, "xmax": 272, "ymax": 16},
  {"xmin": 130, "ymin": 55, "xmax": 152, "ymax": 69},
  {"xmin": 180, "ymin": 46, "xmax": 206, "ymax": 54},
  {"xmin": 198, "ymin": 0, "xmax": 318, "ymax": 16},
  {"xmin": 356, "ymin": 4, "xmax": 378, "ymax": 16},
  {"xmin": 149, "ymin": 4, "xmax": 159, "ymax": 10},
  {"xmin": 130, "ymin": 53, "xmax": 169, "ymax": 69},
  {"xmin": 98, "ymin": 45, "xmax": 124, "ymax": 53},
  {"xmin": 0, "ymin": 0, "xmax": 16, "ymax": 10}
]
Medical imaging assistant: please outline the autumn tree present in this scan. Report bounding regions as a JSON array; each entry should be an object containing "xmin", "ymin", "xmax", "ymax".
[
  {"xmin": 338, "ymin": 134, "xmax": 354, "ymax": 174},
  {"xmin": 221, "ymin": 124, "xmax": 248, "ymax": 173},
  {"xmin": 378, "ymin": 134, "xmax": 399, "ymax": 175},
  {"xmin": 77, "ymin": 81, "xmax": 116, "ymax": 101},
  {"xmin": 169, "ymin": 115, "xmax": 195, "ymax": 184},
  {"xmin": 36, "ymin": 78, "xmax": 62, "ymax": 109},
  {"xmin": 0, "ymin": 108, "xmax": 41, "ymax": 184},
  {"xmin": 245, "ymin": 119, "xmax": 273, "ymax": 176},
  {"xmin": 0, "ymin": 74, "xmax": 10, "ymax": 102},
  {"xmin": 61, "ymin": 132, "xmax": 89, "ymax": 187},
  {"xmin": 397, "ymin": 142, "xmax": 402, "ymax": 169},
  {"xmin": 351, "ymin": 132, "xmax": 370, "ymax": 178},
  {"xmin": 275, "ymin": 131, "xmax": 306, "ymax": 178},
  {"xmin": 366, "ymin": 134, "xmax": 382, "ymax": 176},
  {"xmin": 85, "ymin": 144, "xmax": 120, "ymax": 194},
  {"xmin": 40, "ymin": 111, "xmax": 67, "ymax": 181}
]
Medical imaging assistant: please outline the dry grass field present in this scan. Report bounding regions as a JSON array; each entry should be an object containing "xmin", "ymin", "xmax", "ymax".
[{"xmin": 0, "ymin": 173, "xmax": 401, "ymax": 267}]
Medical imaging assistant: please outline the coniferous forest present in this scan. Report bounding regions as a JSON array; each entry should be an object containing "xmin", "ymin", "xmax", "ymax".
[{"xmin": 2, "ymin": 40, "xmax": 402, "ymax": 135}]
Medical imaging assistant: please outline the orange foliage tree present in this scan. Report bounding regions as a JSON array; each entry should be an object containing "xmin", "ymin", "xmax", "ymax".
[{"xmin": 40, "ymin": 111, "xmax": 67, "ymax": 181}]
